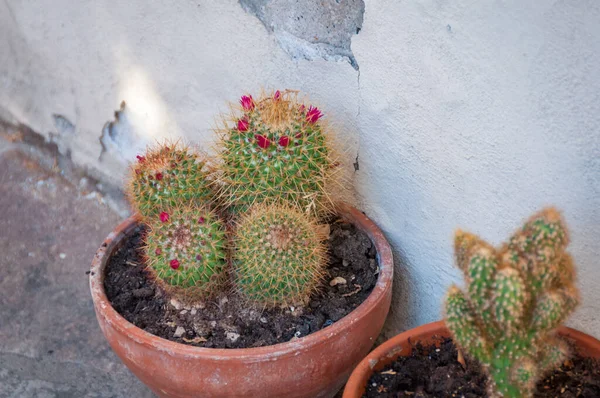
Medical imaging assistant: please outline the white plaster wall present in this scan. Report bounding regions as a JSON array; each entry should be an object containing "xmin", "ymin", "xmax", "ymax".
[{"xmin": 1, "ymin": 0, "xmax": 599, "ymax": 338}]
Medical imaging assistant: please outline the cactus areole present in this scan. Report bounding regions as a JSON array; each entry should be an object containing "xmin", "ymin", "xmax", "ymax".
[{"xmin": 445, "ymin": 208, "xmax": 580, "ymax": 398}]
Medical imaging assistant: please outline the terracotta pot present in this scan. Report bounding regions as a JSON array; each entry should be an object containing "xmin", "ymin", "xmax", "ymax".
[
  {"xmin": 343, "ymin": 320, "xmax": 600, "ymax": 397},
  {"xmin": 90, "ymin": 203, "xmax": 394, "ymax": 398}
]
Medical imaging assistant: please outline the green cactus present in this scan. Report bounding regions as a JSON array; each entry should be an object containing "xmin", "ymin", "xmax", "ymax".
[
  {"xmin": 126, "ymin": 142, "xmax": 215, "ymax": 220},
  {"xmin": 233, "ymin": 203, "xmax": 327, "ymax": 307},
  {"xmin": 143, "ymin": 205, "xmax": 228, "ymax": 302},
  {"xmin": 215, "ymin": 89, "xmax": 339, "ymax": 216},
  {"xmin": 445, "ymin": 208, "xmax": 580, "ymax": 398}
]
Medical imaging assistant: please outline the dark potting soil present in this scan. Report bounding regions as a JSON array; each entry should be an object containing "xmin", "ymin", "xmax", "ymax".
[
  {"xmin": 104, "ymin": 220, "xmax": 379, "ymax": 349},
  {"xmin": 365, "ymin": 337, "xmax": 600, "ymax": 398}
]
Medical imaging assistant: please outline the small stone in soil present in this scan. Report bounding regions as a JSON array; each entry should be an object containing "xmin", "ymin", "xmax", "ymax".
[
  {"xmin": 173, "ymin": 326, "xmax": 185, "ymax": 338},
  {"xmin": 226, "ymin": 332, "xmax": 240, "ymax": 342},
  {"xmin": 170, "ymin": 298, "xmax": 183, "ymax": 310},
  {"xmin": 330, "ymin": 277, "xmax": 347, "ymax": 286},
  {"xmin": 132, "ymin": 287, "xmax": 154, "ymax": 298}
]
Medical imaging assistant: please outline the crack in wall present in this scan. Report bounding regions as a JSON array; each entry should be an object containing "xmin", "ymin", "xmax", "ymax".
[{"xmin": 239, "ymin": 0, "xmax": 364, "ymax": 70}]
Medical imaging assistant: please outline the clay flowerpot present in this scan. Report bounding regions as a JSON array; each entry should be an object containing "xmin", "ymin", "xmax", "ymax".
[
  {"xmin": 89, "ymin": 203, "xmax": 393, "ymax": 398},
  {"xmin": 343, "ymin": 320, "xmax": 600, "ymax": 397}
]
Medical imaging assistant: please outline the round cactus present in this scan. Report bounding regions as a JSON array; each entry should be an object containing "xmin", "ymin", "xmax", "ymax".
[
  {"xmin": 233, "ymin": 203, "xmax": 327, "ymax": 307},
  {"xmin": 126, "ymin": 142, "xmax": 215, "ymax": 220},
  {"xmin": 215, "ymin": 89, "xmax": 339, "ymax": 215},
  {"xmin": 144, "ymin": 205, "xmax": 228, "ymax": 302}
]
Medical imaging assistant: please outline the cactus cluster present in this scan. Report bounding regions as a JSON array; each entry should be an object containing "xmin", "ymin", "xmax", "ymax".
[
  {"xmin": 445, "ymin": 208, "xmax": 580, "ymax": 398},
  {"xmin": 216, "ymin": 89, "xmax": 338, "ymax": 215},
  {"xmin": 143, "ymin": 205, "xmax": 228, "ymax": 302},
  {"xmin": 233, "ymin": 203, "xmax": 326, "ymax": 307},
  {"xmin": 126, "ymin": 143, "xmax": 214, "ymax": 220},
  {"xmin": 125, "ymin": 89, "xmax": 335, "ymax": 306}
]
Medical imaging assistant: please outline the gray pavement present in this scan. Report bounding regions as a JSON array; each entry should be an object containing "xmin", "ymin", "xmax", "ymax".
[{"xmin": 0, "ymin": 139, "xmax": 153, "ymax": 397}]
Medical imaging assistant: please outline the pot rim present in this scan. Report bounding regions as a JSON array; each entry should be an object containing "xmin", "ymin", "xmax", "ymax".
[
  {"xmin": 90, "ymin": 202, "xmax": 394, "ymax": 360},
  {"xmin": 343, "ymin": 320, "xmax": 600, "ymax": 397}
]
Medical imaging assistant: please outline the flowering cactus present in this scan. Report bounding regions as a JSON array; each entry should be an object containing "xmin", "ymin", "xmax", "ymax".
[
  {"xmin": 215, "ymin": 89, "xmax": 339, "ymax": 215},
  {"xmin": 233, "ymin": 203, "xmax": 326, "ymax": 307},
  {"xmin": 144, "ymin": 205, "xmax": 228, "ymax": 302},
  {"xmin": 126, "ymin": 142, "xmax": 214, "ymax": 220},
  {"xmin": 445, "ymin": 208, "xmax": 580, "ymax": 398}
]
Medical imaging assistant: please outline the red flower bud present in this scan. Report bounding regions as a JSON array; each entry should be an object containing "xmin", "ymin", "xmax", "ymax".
[
  {"xmin": 136, "ymin": 155, "xmax": 145, "ymax": 163},
  {"xmin": 255, "ymin": 134, "xmax": 271, "ymax": 149},
  {"xmin": 198, "ymin": 217, "xmax": 205, "ymax": 224},
  {"xmin": 170, "ymin": 259, "xmax": 180, "ymax": 269},
  {"xmin": 306, "ymin": 106, "xmax": 323, "ymax": 124},
  {"xmin": 159, "ymin": 212, "xmax": 169, "ymax": 223},
  {"xmin": 196, "ymin": 254, "xmax": 202, "ymax": 261},
  {"xmin": 273, "ymin": 90, "xmax": 281, "ymax": 101},
  {"xmin": 240, "ymin": 95, "xmax": 255, "ymax": 111},
  {"xmin": 155, "ymin": 172, "xmax": 163, "ymax": 181},
  {"xmin": 155, "ymin": 248, "xmax": 162, "ymax": 255},
  {"xmin": 237, "ymin": 118, "xmax": 249, "ymax": 132},
  {"xmin": 278, "ymin": 136, "xmax": 290, "ymax": 147}
]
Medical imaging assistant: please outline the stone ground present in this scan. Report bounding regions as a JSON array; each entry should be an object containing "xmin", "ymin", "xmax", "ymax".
[{"xmin": 0, "ymin": 135, "xmax": 153, "ymax": 397}]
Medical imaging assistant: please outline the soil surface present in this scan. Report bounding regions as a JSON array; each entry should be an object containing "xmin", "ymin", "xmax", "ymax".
[
  {"xmin": 104, "ymin": 220, "xmax": 379, "ymax": 348},
  {"xmin": 365, "ymin": 337, "xmax": 600, "ymax": 398}
]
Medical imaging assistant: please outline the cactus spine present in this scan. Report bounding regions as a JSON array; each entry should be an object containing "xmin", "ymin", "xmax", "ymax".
[
  {"xmin": 445, "ymin": 208, "xmax": 580, "ymax": 398},
  {"xmin": 126, "ymin": 142, "xmax": 214, "ymax": 220},
  {"xmin": 144, "ymin": 205, "xmax": 228, "ymax": 302},
  {"xmin": 216, "ymin": 90, "xmax": 339, "ymax": 215},
  {"xmin": 233, "ymin": 203, "xmax": 326, "ymax": 307}
]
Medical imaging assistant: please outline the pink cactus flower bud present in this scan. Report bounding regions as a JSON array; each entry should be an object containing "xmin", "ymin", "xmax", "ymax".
[
  {"xmin": 273, "ymin": 90, "xmax": 281, "ymax": 101},
  {"xmin": 159, "ymin": 212, "xmax": 169, "ymax": 223},
  {"xmin": 237, "ymin": 118, "xmax": 249, "ymax": 132},
  {"xmin": 255, "ymin": 134, "xmax": 271, "ymax": 149},
  {"xmin": 298, "ymin": 104, "xmax": 306, "ymax": 113},
  {"xmin": 155, "ymin": 248, "xmax": 162, "ymax": 255},
  {"xmin": 196, "ymin": 254, "xmax": 202, "ymax": 261},
  {"xmin": 136, "ymin": 155, "xmax": 145, "ymax": 163},
  {"xmin": 278, "ymin": 136, "xmax": 290, "ymax": 147},
  {"xmin": 170, "ymin": 259, "xmax": 180, "ymax": 269},
  {"xmin": 240, "ymin": 95, "xmax": 255, "ymax": 111},
  {"xmin": 306, "ymin": 106, "xmax": 323, "ymax": 124},
  {"xmin": 155, "ymin": 172, "xmax": 163, "ymax": 181},
  {"xmin": 198, "ymin": 217, "xmax": 205, "ymax": 224}
]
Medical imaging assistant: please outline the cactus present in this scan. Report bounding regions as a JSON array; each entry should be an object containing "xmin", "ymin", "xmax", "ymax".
[
  {"xmin": 215, "ymin": 89, "xmax": 339, "ymax": 215},
  {"xmin": 126, "ymin": 142, "xmax": 215, "ymax": 220},
  {"xmin": 143, "ymin": 205, "xmax": 228, "ymax": 302},
  {"xmin": 445, "ymin": 208, "xmax": 580, "ymax": 398},
  {"xmin": 233, "ymin": 203, "xmax": 327, "ymax": 307}
]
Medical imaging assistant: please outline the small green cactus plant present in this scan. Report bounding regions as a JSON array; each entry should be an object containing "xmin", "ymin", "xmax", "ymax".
[
  {"xmin": 126, "ymin": 142, "xmax": 214, "ymax": 220},
  {"xmin": 143, "ymin": 205, "xmax": 228, "ymax": 302},
  {"xmin": 233, "ymin": 203, "xmax": 327, "ymax": 307},
  {"xmin": 216, "ymin": 89, "xmax": 339, "ymax": 215},
  {"xmin": 445, "ymin": 208, "xmax": 580, "ymax": 398}
]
